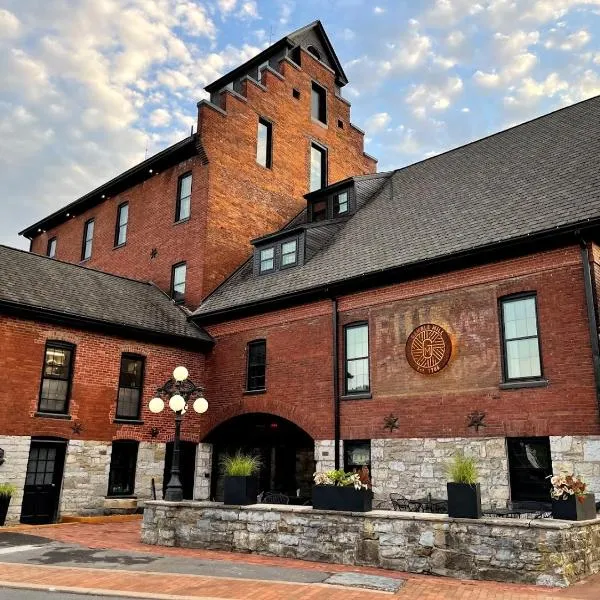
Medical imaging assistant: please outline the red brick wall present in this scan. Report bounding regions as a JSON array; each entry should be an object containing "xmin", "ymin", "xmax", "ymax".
[
  {"xmin": 205, "ymin": 246, "xmax": 600, "ymax": 441},
  {"xmin": 0, "ymin": 316, "xmax": 206, "ymax": 444},
  {"xmin": 30, "ymin": 49, "xmax": 375, "ymax": 307}
]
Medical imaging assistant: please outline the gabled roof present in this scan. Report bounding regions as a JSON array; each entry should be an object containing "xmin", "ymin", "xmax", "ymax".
[
  {"xmin": 20, "ymin": 134, "xmax": 202, "ymax": 239},
  {"xmin": 0, "ymin": 245, "xmax": 212, "ymax": 349},
  {"xmin": 192, "ymin": 95, "xmax": 600, "ymax": 322},
  {"xmin": 204, "ymin": 20, "xmax": 348, "ymax": 93}
]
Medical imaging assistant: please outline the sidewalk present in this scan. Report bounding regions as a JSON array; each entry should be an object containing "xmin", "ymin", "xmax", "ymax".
[{"xmin": 1, "ymin": 520, "xmax": 600, "ymax": 599}]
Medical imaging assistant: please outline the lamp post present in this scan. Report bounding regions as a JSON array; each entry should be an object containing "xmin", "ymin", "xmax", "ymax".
[{"xmin": 149, "ymin": 366, "xmax": 208, "ymax": 502}]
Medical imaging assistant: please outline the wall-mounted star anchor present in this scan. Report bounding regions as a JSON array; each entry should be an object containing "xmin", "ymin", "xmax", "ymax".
[
  {"xmin": 71, "ymin": 421, "xmax": 84, "ymax": 435},
  {"xmin": 150, "ymin": 248, "xmax": 158, "ymax": 259},
  {"xmin": 150, "ymin": 427, "xmax": 160, "ymax": 438},
  {"xmin": 383, "ymin": 414, "xmax": 399, "ymax": 433},
  {"xmin": 467, "ymin": 411, "xmax": 486, "ymax": 432}
]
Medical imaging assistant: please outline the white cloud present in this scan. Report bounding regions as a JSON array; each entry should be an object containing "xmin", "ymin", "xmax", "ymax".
[
  {"xmin": 545, "ymin": 29, "xmax": 591, "ymax": 50},
  {"xmin": 374, "ymin": 6, "xmax": 386, "ymax": 14},
  {"xmin": 238, "ymin": 1, "xmax": 259, "ymax": 19},
  {"xmin": 365, "ymin": 112, "xmax": 391, "ymax": 132},
  {"xmin": 218, "ymin": 0, "xmax": 237, "ymax": 14},
  {"xmin": 504, "ymin": 72, "xmax": 569, "ymax": 108},
  {"xmin": 149, "ymin": 108, "xmax": 172, "ymax": 127},
  {"xmin": 405, "ymin": 76, "xmax": 463, "ymax": 116},
  {"xmin": 0, "ymin": 9, "xmax": 21, "ymax": 38}
]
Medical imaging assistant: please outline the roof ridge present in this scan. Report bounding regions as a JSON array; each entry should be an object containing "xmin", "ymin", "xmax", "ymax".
[
  {"xmin": 0, "ymin": 244, "xmax": 154, "ymax": 287},
  {"xmin": 389, "ymin": 94, "xmax": 600, "ymax": 178}
]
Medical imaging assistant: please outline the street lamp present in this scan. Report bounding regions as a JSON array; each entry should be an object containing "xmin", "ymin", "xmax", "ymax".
[{"xmin": 149, "ymin": 366, "xmax": 208, "ymax": 502}]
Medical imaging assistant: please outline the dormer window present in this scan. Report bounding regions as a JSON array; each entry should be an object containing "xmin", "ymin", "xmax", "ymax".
[
  {"xmin": 281, "ymin": 240, "xmax": 297, "ymax": 267},
  {"xmin": 333, "ymin": 191, "xmax": 349, "ymax": 216},
  {"xmin": 312, "ymin": 199, "xmax": 327, "ymax": 222},
  {"xmin": 260, "ymin": 247, "xmax": 275, "ymax": 273}
]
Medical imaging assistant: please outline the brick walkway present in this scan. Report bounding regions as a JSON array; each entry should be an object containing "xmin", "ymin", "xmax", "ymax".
[{"xmin": 1, "ymin": 520, "xmax": 599, "ymax": 599}]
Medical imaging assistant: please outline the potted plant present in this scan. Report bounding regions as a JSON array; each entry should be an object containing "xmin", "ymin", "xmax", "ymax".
[
  {"xmin": 446, "ymin": 452, "xmax": 482, "ymax": 519},
  {"xmin": 221, "ymin": 452, "xmax": 261, "ymax": 505},
  {"xmin": 549, "ymin": 471, "xmax": 596, "ymax": 521},
  {"xmin": 312, "ymin": 469, "xmax": 373, "ymax": 512},
  {"xmin": 0, "ymin": 484, "xmax": 16, "ymax": 526}
]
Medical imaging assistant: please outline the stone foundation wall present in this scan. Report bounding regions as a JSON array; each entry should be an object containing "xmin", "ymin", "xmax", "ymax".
[
  {"xmin": 135, "ymin": 442, "xmax": 166, "ymax": 502},
  {"xmin": 142, "ymin": 501, "xmax": 600, "ymax": 587},
  {"xmin": 0, "ymin": 436, "xmax": 30, "ymax": 523},
  {"xmin": 371, "ymin": 437, "xmax": 510, "ymax": 507},
  {"xmin": 194, "ymin": 443, "xmax": 212, "ymax": 500},
  {"xmin": 550, "ymin": 436, "xmax": 600, "ymax": 496},
  {"xmin": 60, "ymin": 440, "xmax": 111, "ymax": 516},
  {"xmin": 314, "ymin": 440, "xmax": 343, "ymax": 473}
]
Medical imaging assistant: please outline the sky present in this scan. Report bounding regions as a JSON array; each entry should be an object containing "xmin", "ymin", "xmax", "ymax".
[{"xmin": 1, "ymin": 0, "xmax": 599, "ymax": 249}]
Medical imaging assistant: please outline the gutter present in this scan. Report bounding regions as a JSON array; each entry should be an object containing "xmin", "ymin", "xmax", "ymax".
[{"xmin": 579, "ymin": 241, "xmax": 600, "ymax": 414}]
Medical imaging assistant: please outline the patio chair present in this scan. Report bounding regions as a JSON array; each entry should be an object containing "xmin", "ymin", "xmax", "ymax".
[
  {"xmin": 390, "ymin": 494, "xmax": 420, "ymax": 512},
  {"xmin": 263, "ymin": 492, "xmax": 290, "ymax": 505}
]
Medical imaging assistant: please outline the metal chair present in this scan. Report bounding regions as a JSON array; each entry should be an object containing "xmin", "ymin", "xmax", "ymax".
[
  {"xmin": 263, "ymin": 492, "xmax": 290, "ymax": 504},
  {"xmin": 390, "ymin": 493, "xmax": 420, "ymax": 512}
]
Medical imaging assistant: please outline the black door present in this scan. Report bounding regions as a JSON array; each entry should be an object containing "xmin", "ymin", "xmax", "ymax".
[
  {"xmin": 163, "ymin": 442, "xmax": 196, "ymax": 500},
  {"xmin": 20, "ymin": 439, "xmax": 67, "ymax": 524},
  {"xmin": 507, "ymin": 437, "xmax": 552, "ymax": 502}
]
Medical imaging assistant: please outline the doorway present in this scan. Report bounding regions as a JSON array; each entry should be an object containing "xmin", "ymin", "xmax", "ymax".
[
  {"xmin": 20, "ymin": 438, "xmax": 67, "ymax": 524},
  {"xmin": 206, "ymin": 413, "xmax": 314, "ymax": 502},
  {"xmin": 163, "ymin": 441, "xmax": 197, "ymax": 500},
  {"xmin": 507, "ymin": 436, "xmax": 552, "ymax": 502}
]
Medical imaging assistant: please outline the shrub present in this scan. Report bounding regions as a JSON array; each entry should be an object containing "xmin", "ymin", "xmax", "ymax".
[
  {"xmin": 220, "ymin": 452, "xmax": 261, "ymax": 477},
  {"xmin": 0, "ymin": 484, "xmax": 16, "ymax": 499},
  {"xmin": 447, "ymin": 452, "xmax": 478, "ymax": 484}
]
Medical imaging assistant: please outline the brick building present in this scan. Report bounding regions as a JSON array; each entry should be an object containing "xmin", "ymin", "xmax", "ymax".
[{"xmin": 2, "ymin": 21, "xmax": 600, "ymax": 523}]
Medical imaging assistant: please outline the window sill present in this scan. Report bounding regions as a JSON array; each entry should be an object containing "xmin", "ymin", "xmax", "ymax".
[
  {"xmin": 174, "ymin": 217, "xmax": 190, "ymax": 226},
  {"xmin": 113, "ymin": 243, "xmax": 126, "ymax": 250},
  {"xmin": 340, "ymin": 393, "xmax": 372, "ymax": 401},
  {"xmin": 113, "ymin": 419, "xmax": 144, "ymax": 425},
  {"xmin": 105, "ymin": 495, "xmax": 137, "ymax": 500},
  {"xmin": 35, "ymin": 412, "xmax": 72, "ymax": 420},
  {"xmin": 244, "ymin": 389, "xmax": 266, "ymax": 396},
  {"xmin": 311, "ymin": 117, "xmax": 328, "ymax": 129},
  {"xmin": 499, "ymin": 379, "xmax": 549, "ymax": 390}
]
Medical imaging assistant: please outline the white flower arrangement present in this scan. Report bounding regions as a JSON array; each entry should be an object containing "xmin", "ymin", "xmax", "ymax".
[
  {"xmin": 549, "ymin": 471, "xmax": 587, "ymax": 501},
  {"xmin": 313, "ymin": 469, "xmax": 368, "ymax": 490}
]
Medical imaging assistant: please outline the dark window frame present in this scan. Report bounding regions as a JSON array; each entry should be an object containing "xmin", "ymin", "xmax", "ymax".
[
  {"xmin": 259, "ymin": 246, "xmax": 275, "ymax": 274},
  {"xmin": 333, "ymin": 190, "xmax": 349, "ymax": 216},
  {"xmin": 107, "ymin": 440, "xmax": 139, "ymax": 497},
  {"xmin": 279, "ymin": 238, "xmax": 298, "ymax": 269},
  {"xmin": 37, "ymin": 340, "xmax": 76, "ymax": 415},
  {"xmin": 344, "ymin": 321, "xmax": 370, "ymax": 395},
  {"xmin": 175, "ymin": 172, "xmax": 192, "ymax": 222},
  {"xmin": 115, "ymin": 353, "xmax": 145, "ymax": 420},
  {"xmin": 246, "ymin": 339, "xmax": 266, "ymax": 392},
  {"xmin": 344, "ymin": 439, "xmax": 371, "ymax": 472},
  {"xmin": 114, "ymin": 202, "xmax": 129, "ymax": 247},
  {"xmin": 170, "ymin": 261, "xmax": 187, "ymax": 303},
  {"xmin": 311, "ymin": 81, "xmax": 327, "ymax": 124},
  {"xmin": 309, "ymin": 142, "xmax": 328, "ymax": 192},
  {"xmin": 499, "ymin": 292, "xmax": 544, "ymax": 383},
  {"xmin": 256, "ymin": 117, "xmax": 273, "ymax": 169},
  {"xmin": 47, "ymin": 237, "xmax": 57, "ymax": 258},
  {"xmin": 81, "ymin": 218, "xmax": 94, "ymax": 261}
]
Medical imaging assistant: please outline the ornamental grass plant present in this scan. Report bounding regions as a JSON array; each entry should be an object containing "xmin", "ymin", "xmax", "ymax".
[
  {"xmin": 0, "ymin": 484, "xmax": 15, "ymax": 499},
  {"xmin": 447, "ymin": 452, "xmax": 479, "ymax": 485},
  {"xmin": 220, "ymin": 452, "xmax": 261, "ymax": 477}
]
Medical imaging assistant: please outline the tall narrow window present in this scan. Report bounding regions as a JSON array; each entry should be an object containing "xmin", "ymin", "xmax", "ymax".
[
  {"xmin": 311, "ymin": 199, "xmax": 328, "ymax": 222},
  {"xmin": 281, "ymin": 240, "xmax": 297, "ymax": 267},
  {"xmin": 310, "ymin": 143, "xmax": 327, "ymax": 192},
  {"xmin": 256, "ymin": 118, "xmax": 272, "ymax": 169},
  {"xmin": 47, "ymin": 237, "xmax": 57, "ymax": 258},
  {"xmin": 38, "ymin": 341, "xmax": 75, "ymax": 414},
  {"xmin": 259, "ymin": 247, "xmax": 274, "ymax": 273},
  {"xmin": 115, "ymin": 202, "xmax": 128, "ymax": 246},
  {"xmin": 246, "ymin": 340, "xmax": 266, "ymax": 391},
  {"xmin": 107, "ymin": 440, "xmax": 138, "ymax": 496},
  {"xmin": 116, "ymin": 354, "xmax": 144, "ymax": 420},
  {"xmin": 176, "ymin": 173, "xmax": 192, "ymax": 222},
  {"xmin": 501, "ymin": 295, "xmax": 542, "ymax": 380},
  {"xmin": 345, "ymin": 323, "xmax": 370, "ymax": 394},
  {"xmin": 334, "ymin": 191, "xmax": 349, "ymax": 216},
  {"xmin": 81, "ymin": 219, "xmax": 94, "ymax": 260},
  {"xmin": 311, "ymin": 82, "xmax": 327, "ymax": 124},
  {"xmin": 171, "ymin": 262, "xmax": 186, "ymax": 302}
]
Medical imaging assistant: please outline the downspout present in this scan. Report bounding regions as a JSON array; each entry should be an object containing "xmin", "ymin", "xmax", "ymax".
[
  {"xmin": 580, "ymin": 240, "xmax": 600, "ymax": 414},
  {"xmin": 332, "ymin": 297, "xmax": 341, "ymax": 469}
]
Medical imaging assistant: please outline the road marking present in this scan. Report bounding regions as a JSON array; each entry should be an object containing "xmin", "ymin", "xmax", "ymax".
[{"xmin": 0, "ymin": 545, "xmax": 41, "ymax": 555}]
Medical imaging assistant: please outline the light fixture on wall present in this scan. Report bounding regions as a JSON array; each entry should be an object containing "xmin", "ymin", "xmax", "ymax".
[{"xmin": 149, "ymin": 366, "xmax": 207, "ymax": 502}]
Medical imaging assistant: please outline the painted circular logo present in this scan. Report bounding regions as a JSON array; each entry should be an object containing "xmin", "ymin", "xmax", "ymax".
[{"xmin": 406, "ymin": 324, "xmax": 452, "ymax": 374}]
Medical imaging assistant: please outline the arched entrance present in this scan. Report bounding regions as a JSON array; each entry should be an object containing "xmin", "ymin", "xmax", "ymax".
[{"xmin": 205, "ymin": 413, "xmax": 314, "ymax": 502}]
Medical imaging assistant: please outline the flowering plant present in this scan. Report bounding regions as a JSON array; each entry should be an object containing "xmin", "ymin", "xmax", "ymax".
[
  {"xmin": 313, "ymin": 469, "xmax": 368, "ymax": 490},
  {"xmin": 549, "ymin": 471, "xmax": 587, "ymax": 502}
]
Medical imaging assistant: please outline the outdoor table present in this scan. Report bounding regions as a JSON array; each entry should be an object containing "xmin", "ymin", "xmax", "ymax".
[{"xmin": 414, "ymin": 497, "xmax": 447, "ymax": 512}]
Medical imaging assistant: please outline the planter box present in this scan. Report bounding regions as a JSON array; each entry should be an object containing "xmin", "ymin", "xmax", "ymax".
[
  {"xmin": 552, "ymin": 493, "xmax": 597, "ymax": 521},
  {"xmin": 447, "ymin": 482, "xmax": 482, "ymax": 519},
  {"xmin": 223, "ymin": 476, "xmax": 258, "ymax": 506},
  {"xmin": 0, "ymin": 496, "xmax": 11, "ymax": 526},
  {"xmin": 312, "ymin": 485, "xmax": 373, "ymax": 512}
]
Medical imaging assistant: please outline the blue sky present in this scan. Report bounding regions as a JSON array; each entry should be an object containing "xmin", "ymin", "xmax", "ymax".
[{"xmin": 1, "ymin": 0, "xmax": 599, "ymax": 248}]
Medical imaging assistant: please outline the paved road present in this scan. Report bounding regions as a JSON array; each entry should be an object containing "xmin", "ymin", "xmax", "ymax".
[{"xmin": 0, "ymin": 590, "xmax": 140, "ymax": 600}]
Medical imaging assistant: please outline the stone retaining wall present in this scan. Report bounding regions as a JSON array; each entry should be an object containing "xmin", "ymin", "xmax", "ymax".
[
  {"xmin": 0, "ymin": 436, "xmax": 30, "ymax": 524},
  {"xmin": 142, "ymin": 501, "xmax": 600, "ymax": 587}
]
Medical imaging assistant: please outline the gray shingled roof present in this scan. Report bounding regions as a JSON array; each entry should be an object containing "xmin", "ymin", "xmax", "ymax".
[
  {"xmin": 194, "ymin": 96, "xmax": 600, "ymax": 318},
  {"xmin": 0, "ymin": 245, "xmax": 211, "ymax": 344}
]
